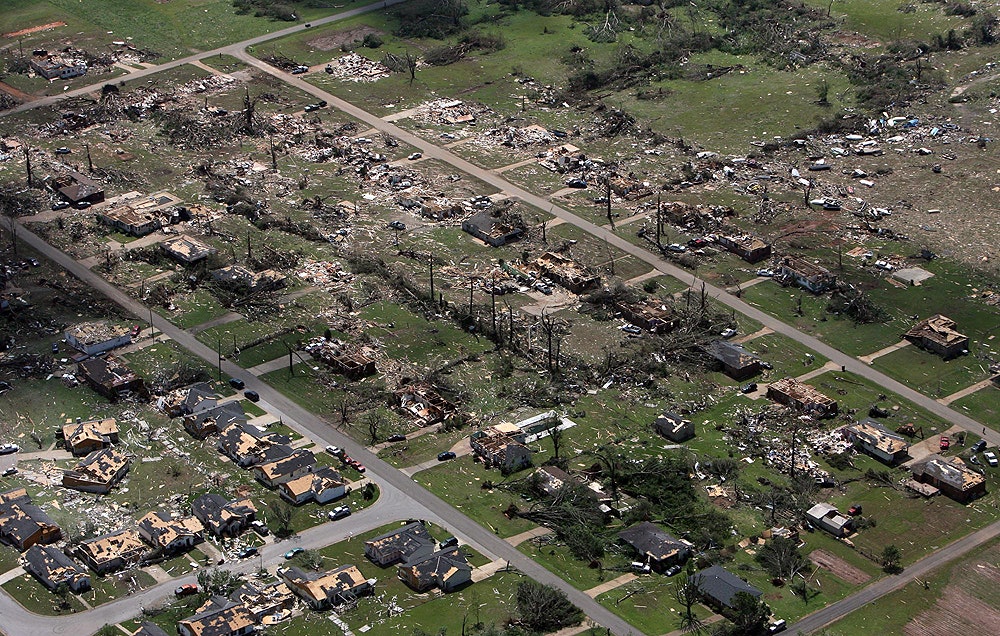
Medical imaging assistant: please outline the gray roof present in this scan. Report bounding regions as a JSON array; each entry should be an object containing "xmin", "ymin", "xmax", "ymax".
[
  {"xmin": 691, "ymin": 565, "xmax": 762, "ymax": 608},
  {"xmin": 706, "ymin": 340, "xmax": 759, "ymax": 369},
  {"xmin": 618, "ymin": 522, "xmax": 686, "ymax": 561}
]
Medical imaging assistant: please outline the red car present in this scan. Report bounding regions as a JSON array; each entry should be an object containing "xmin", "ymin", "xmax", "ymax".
[
  {"xmin": 354, "ymin": 464, "xmax": 366, "ymax": 473},
  {"xmin": 939, "ymin": 435, "xmax": 950, "ymax": 451},
  {"xmin": 175, "ymin": 584, "xmax": 198, "ymax": 596}
]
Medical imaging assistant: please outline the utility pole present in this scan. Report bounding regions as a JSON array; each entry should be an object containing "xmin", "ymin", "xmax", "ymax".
[
  {"xmin": 468, "ymin": 277, "xmax": 474, "ymax": 315},
  {"xmin": 216, "ymin": 337, "xmax": 222, "ymax": 380},
  {"xmin": 428, "ymin": 256, "xmax": 434, "ymax": 301},
  {"xmin": 605, "ymin": 176, "xmax": 614, "ymax": 230},
  {"xmin": 269, "ymin": 134, "xmax": 277, "ymax": 171},
  {"xmin": 85, "ymin": 143, "xmax": 93, "ymax": 172},
  {"xmin": 247, "ymin": 229, "xmax": 252, "ymax": 260},
  {"xmin": 24, "ymin": 147, "xmax": 31, "ymax": 187}
]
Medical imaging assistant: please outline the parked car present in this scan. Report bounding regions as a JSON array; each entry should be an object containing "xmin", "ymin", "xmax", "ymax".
[
  {"xmin": 290, "ymin": 65, "xmax": 309, "ymax": 74},
  {"xmin": 284, "ymin": 547, "xmax": 304, "ymax": 559},
  {"xmin": 388, "ymin": 220, "xmax": 406, "ymax": 230},
  {"xmin": 985, "ymin": 451, "xmax": 998, "ymax": 467},
  {"xmin": 51, "ymin": 342, "xmax": 59, "ymax": 354},
  {"xmin": 55, "ymin": 147, "xmax": 71, "ymax": 155},
  {"xmin": 720, "ymin": 328, "xmax": 738, "ymax": 338},
  {"xmin": 1, "ymin": 467, "xmax": 17, "ymax": 477},
  {"xmin": 0, "ymin": 443, "xmax": 19, "ymax": 455},
  {"xmin": 630, "ymin": 561, "xmax": 651, "ymax": 573},
  {"xmin": 848, "ymin": 504, "xmax": 862, "ymax": 516},
  {"xmin": 325, "ymin": 445, "xmax": 342, "ymax": 457},
  {"xmin": 939, "ymin": 435, "xmax": 950, "ymax": 451},
  {"xmin": 387, "ymin": 434, "xmax": 406, "ymax": 442},
  {"xmin": 439, "ymin": 536, "xmax": 459, "ymax": 549},
  {"xmin": 972, "ymin": 440, "xmax": 987, "ymax": 453},
  {"xmin": 175, "ymin": 584, "xmax": 198, "ymax": 596},
  {"xmin": 565, "ymin": 178, "xmax": 587, "ymax": 188},
  {"xmin": 51, "ymin": 201, "xmax": 71, "ymax": 211},
  {"xmin": 666, "ymin": 243, "xmax": 687, "ymax": 253},
  {"xmin": 238, "ymin": 546, "xmax": 258, "ymax": 559},
  {"xmin": 250, "ymin": 520, "xmax": 269, "ymax": 536},
  {"xmin": 353, "ymin": 463, "xmax": 366, "ymax": 473},
  {"xmin": 620, "ymin": 324, "xmax": 642, "ymax": 335},
  {"xmin": 229, "ymin": 377, "xmax": 245, "ymax": 389},
  {"xmin": 131, "ymin": 324, "xmax": 142, "ymax": 337},
  {"xmin": 767, "ymin": 619, "xmax": 787, "ymax": 634},
  {"xmin": 664, "ymin": 564, "xmax": 682, "ymax": 577},
  {"xmin": 328, "ymin": 505, "xmax": 351, "ymax": 520},
  {"xmin": 741, "ymin": 382, "xmax": 758, "ymax": 394},
  {"xmin": 756, "ymin": 268, "xmax": 774, "ymax": 277},
  {"xmin": 304, "ymin": 104, "xmax": 317, "ymax": 112},
  {"xmin": 74, "ymin": 201, "xmax": 91, "ymax": 209},
  {"xmin": 437, "ymin": 451, "xmax": 456, "ymax": 461},
  {"xmin": 243, "ymin": 390, "xmax": 260, "ymax": 402},
  {"xmin": 408, "ymin": 152, "xmax": 422, "ymax": 160}
]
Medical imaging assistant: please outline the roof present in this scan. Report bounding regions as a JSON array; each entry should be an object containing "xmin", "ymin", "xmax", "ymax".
[
  {"xmin": 179, "ymin": 596, "xmax": 255, "ymax": 636},
  {"xmin": 187, "ymin": 402, "xmax": 246, "ymax": 432},
  {"xmin": 845, "ymin": 419, "xmax": 908, "ymax": 456},
  {"xmin": 160, "ymin": 234, "xmax": 216, "ymax": 262},
  {"xmin": 281, "ymin": 466, "xmax": 345, "ymax": 498},
  {"xmin": 779, "ymin": 256, "xmax": 832, "ymax": 279},
  {"xmin": 691, "ymin": 565, "xmax": 762, "ymax": 608},
  {"xmin": 719, "ymin": 234, "xmax": 769, "ymax": 252},
  {"xmin": 402, "ymin": 546, "xmax": 471, "ymax": 586},
  {"xmin": 137, "ymin": 511, "xmax": 204, "ymax": 548},
  {"xmin": 618, "ymin": 522, "xmax": 686, "ymax": 561},
  {"xmin": 282, "ymin": 564, "xmax": 369, "ymax": 604},
  {"xmin": 65, "ymin": 321, "xmax": 129, "ymax": 346},
  {"xmin": 912, "ymin": 454, "xmax": 985, "ymax": 492},
  {"xmin": 64, "ymin": 447, "xmax": 131, "ymax": 485},
  {"xmin": 0, "ymin": 491, "xmax": 59, "ymax": 547},
  {"xmin": 192, "ymin": 494, "xmax": 257, "ymax": 526},
  {"xmin": 133, "ymin": 622, "xmax": 171, "ymax": 636},
  {"xmin": 366, "ymin": 521, "xmax": 435, "ymax": 562},
  {"xmin": 905, "ymin": 315, "xmax": 968, "ymax": 347},
  {"xmin": 62, "ymin": 418, "xmax": 118, "ymax": 449},
  {"xmin": 706, "ymin": 340, "xmax": 759, "ymax": 369},
  {"xmin": 768, "ymin": 377, "xmax": 836, "ymax": 407},
  {"xmin": 78, "ymin": 528, "xmax": 146, "ymax": 567},
  {"xmin": 25, "ymin": 544, "xmax": 88, "ymax": 586},
  {"xmin": 77, "ymin": 355, "xmax": 140, "ymax": 389},
  {"xmin": 255, "ymin": 449, "xmax": 315, "ymax": 480},
  {"xmin": 805, "ymin": 503, "xmax": 851, "ymax": 529}
]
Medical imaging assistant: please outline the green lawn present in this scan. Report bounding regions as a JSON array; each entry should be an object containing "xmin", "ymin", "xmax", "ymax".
[
  {"xmin": 596, "ymin": 577, "xmax": 713, "ymax": 636},
  {"xmin": 873, "ymin": 345, "xmax": 992, "ymax": 399},
  {"xmin": 952, "ymin": 384, "xmax": 1000, "ymax": 429},
  {"xmin": 2, "ymin": 573, "xmax": 86, "ymax": 615}
]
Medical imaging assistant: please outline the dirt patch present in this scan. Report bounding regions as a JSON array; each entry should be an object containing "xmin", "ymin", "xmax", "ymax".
[
  {"xmin": 809, "ymin": 549, "xmax": 872, "ymax": 586},
  {"xmin": 307, "ymin": 26, "xmax": 384, "ymax": 51},
  {"xmin": 4, "ymin": 21, "xmax": 66, "ymax": 38},
  {"xmin": 0, "ymin": 80, "xmax": 30, "ymax": 102},
  {"xmin": 905, "ymin": 586, "xmax": 1000, "ymax": 636}
]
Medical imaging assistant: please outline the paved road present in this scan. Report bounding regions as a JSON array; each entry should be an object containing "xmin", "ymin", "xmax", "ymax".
[
  {"xmin": 10, "ymin": 223, "xmax": 641, "ymax": 636},
  {"xmin": 789, "ymin": 517, "xmax": 1000, "ymax": 634},
  {"xmin": 233, "ymin": 50, "xmax": 997, "ymax": 447},
  {"xmin": 0, "ymin": 0, "xmax": 409, "ymax": 117}
]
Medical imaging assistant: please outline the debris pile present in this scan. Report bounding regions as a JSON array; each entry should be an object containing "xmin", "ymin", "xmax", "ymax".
[
  {"xmin": 323, "ymin": 53, "xmax": 390, "ymax": 83},
  {"xmin": 295, "ymin": 259, "xmax": 354, "ymax": 292}
]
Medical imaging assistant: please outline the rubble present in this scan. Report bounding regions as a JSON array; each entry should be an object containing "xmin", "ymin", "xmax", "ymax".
[{"xmin": 323, "ymin": 53, "xmax": 391, "ymax": 83}]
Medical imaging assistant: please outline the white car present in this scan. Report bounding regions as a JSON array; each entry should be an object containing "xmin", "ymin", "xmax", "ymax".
[
  {"xmin": 0, "ymin": 443, "xmax": 19, "ymax": 455},
  {"xmin": 984, "ymin": 451, "xmax": 998, "ymax": 467},
  {"xmin": 720, "ymin": 328, "xmax": 738, "ymax": 338}
]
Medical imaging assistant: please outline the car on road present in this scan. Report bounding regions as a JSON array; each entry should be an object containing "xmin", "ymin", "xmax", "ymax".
[
  {"xmin": 229, "ymin": 377, "xmax": 245, "ymax": 389},
  {"xmin": 328, "ymin": 505, "xmax": 351, "ymax": 520},
  {"xmin": 973, "ymin": 440, "xmax": 987, "ymax": 453},
  {"xmin": 1, "ymin": 467, "xmax": 17, "ymax": 477},
  {"xmin": 767, "ymin": 619, "xmax": 787, "ymax": 634},
  {"xmin": 387, "ymin": 434, "xmax": 406, "ymax": 442},
  {"xmin": 437, "ymin": 451, "xmax": 456, "ymax": 461},
  {"xmin": 284, "ymin": 547, "xmax": 304, "ymax": 559},
  {"xmin": 939, "ymin": 435, "xmax": 950, "ymax": 451},
  {"xmin": 985, "ymin": 451, "xmax": 998, "ymax": 467},
  {"xmin": 174, "ymin": 584, "xmax": 198, "ymax": 596},
  {"xmin": 720, "ymin": 328, "xmax": 738, "ymax": 338},
  {"xmin": 664, "ymin": 564, "xmax": 682, "ymax": 577},
  {"xmin": 237, "ymin": 546, "xmax": 258, "ymax": 559},
  {"xmin": 0, "ymin": 443, "xmax": 19, "ymax": 455},
  {"xmin": 243, "ymin": 390, "xmax": 260, "ymax": 402}
]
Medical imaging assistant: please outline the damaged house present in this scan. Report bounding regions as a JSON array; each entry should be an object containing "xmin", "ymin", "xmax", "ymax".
[
  {"xmin": 137, "ymin": 511, "xmax": 204, "ymax": 554},
  {"xmin": 398, "ymin": 546, "xmax": 472, "ymax": 593},
  {"xmin": 842, "ymin": 419, "xmax": 909, "ymax": 465},
  {"xmin": 716, "ymin": 234, "xmax": 772, "ymax": 264},
  {"xmin": 30, "ymin": 54, "xmax": 87, "ymax": 79},
  {"xmin": 394, "ymin": 383, "xmax": 457, "ymax": 427},
  {"xmin": 653, "ymin": 411, "xmax": 695, "ymax": 443},
  {"xmin": 158, "ymin": 382, "xmax": 218, "ymax": 417},
  {"xmin": 211, "ymin": 265, "xmax": 286, "ymax": 293},
  {"xmin": 76, "ymin": 528, "xmax": 147, "ymax": 574},
  {"xmin": 62, "ymin": 446, "xmax": 132, "ymax": 494},
  {"xmin": 904, "ymin": 315, "xmax": 969, "ymax": 359},
  {"xmin": 228, "ymin": 580, "xmax": 295, "ymax": 622},
  {"xmin": 183, "ymin": 401, "xmax": 246, "ymax": 439},
  {"xmin": 365, "ymin": 521, "xmax": 436, "ymax": 567},
  {"xmin": 777, "ymin": 257, "xmax": 836, "ymax": 294},
  {"xmin": 617, "ymin": 298, "xmax": 679, "ymax": 334},
  {"xmin": 24, "ymin": 544, "xmax": 91, "ymax": 592},
  {"xmin": 216, "ymin": 422, "xmax": 289, "ymax": 467},
  {"xmin": 805, "ymin": 503, "xmax": 853, "ymax": 537},
  {"xmin": 178, "ymin": 596, "xmax": 255, "ymax": 636},
  {"xmin": 65, "ymin": 321, "xmax": 132, "ymax": 356},
  {"xmin": 461, "ymin": 210, "xmax": 526, "ymax": 247},
  {"xmin": 252, "ymin": 448, "xmax": 316, "ymax": 488},
  {"xmin": 279, "ymin": 466, "xmax": 347, "ymax": 505},
  {"xmin": 535, "ymin": 252, "xmax": 599, "ymax": 293},
  {"xmin": 470, "ymin": 423, "xmax": 534, "ymax": 472},
  {"xmin": 281, "ymin": 564, "xmax": 374, "ymax": 610},
  {"xmin": 160, "ymin": 234, "xmax": 216, "ymax": 264},
  {"xmin": 53, "ymin": 171, "xmax": 104, "ymax": 206},
  {"xmin": 0, "ymin": 488, "xmax": 61, "ymax": 550},
  {"xmin": 76, "ymin": 355, "xmax": 145, "ymax": 399},
  {"xmin": 705, "ymin": 340, "xmax": 761, "ymax": 381},
  {"xmin": 60, "ymin": 417, "xmax": 119, "ymax": 456},
  {"xmin": 95, "ymin": 191, "xmax": 181, "ymax": 237},
  {"xmin": 303, "ymin": 337, "xmax": 377, "ymax": 379},
  {"xmin": 618, "ymin": 521, "xmax": 690, "ymax": 571},
  {"xmin": 192, "ymin": 494, "xmax": 257, "ymax": 538},
  {"xmin": 910, "ymin": 454, "xmax": 986, "ymax": 503},
  {"xmin": 767, "ymin": 378, "xmax": 838, "ymax": 417}
]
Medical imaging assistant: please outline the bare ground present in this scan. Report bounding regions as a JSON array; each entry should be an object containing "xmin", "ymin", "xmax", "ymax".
[
  {"xmin": 809, "ymin": 549, "xmax": 872, "ymax": 586},
  {"xmin": 307, "ymin": 26, "xmax": 384, "ymax": 51}
]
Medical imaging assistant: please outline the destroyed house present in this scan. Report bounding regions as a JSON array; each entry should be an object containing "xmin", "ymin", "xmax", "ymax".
[
  {"xmin": 25, "ymin": 545, "xmax": 90, "ymax": 592},
  {"xmin": 535, "ymin": 252, "xmax": 599, "ymax": 293},
  {"xmin": 54, "ymin": 171, "xmax": 104, "ymax": 205},
  {"xmin": 394, "ymin": 383, "xmax": 456, "ymax": 427},
  {"xmin": 178, "ymin": 596, "xmax": 255, "ymax": 636},
  {"xmin": 160, "ymin": 234, "xmax": 216, "ymax": 264},
  {"xmin": 76, "ymin": 528, "xmax": 146, "ymax": 574},
  {"xmin": 65, "ymin": 321, "xmax": 131, "ymax": 356},
  {"xmin": 691, "ymin": 565, "xmax": 762, "ymax": 610},
  {"xmin": 904, "ymin": 315, "xmax": 969, "ymax": 359},
  {"xmin": 398, "ymin": 546, "xmax": 472, "ymax": 592},
  {"xmin": 62, "ymin": 446, "xmax": 132, "ymax": 494},
  {"xmin": 30, "ymin": 55, "xmax": 87, "ymax": 79},
  {"xmin": 911, "ymin": 454, "xmax": 986, "ymax": 503},
  {"xmin": 61, "ymin": 417, "xmax": 119, "ymax": 456},
  {"xmin": 279, "ymin": 466, "xmax": 347, "ymax": 505},
  {"xmin": 303, "ymin": 337, "xmax": 377, "ymax": 380},
  {"xmin": 184, "ymin": 401, "xmax": 246, "ymax": 439},
  {"xmin": 0, "ymin": 488, "xmax": 61, "ymax": 550},
  {"xmin": 619, "ymin": 522, "xmax": 690, "ymax": 571},
  {"xmin": 470, "ymin": 423, "xmax": 533, "ymax": 472},
  {"xmin": 617, "ymin": 299, "xmax": 679, "ymax": 334},
  {"xmin": 805, "ymin": 503, "xmax": 852, "ymax": 537},
  {"xmin": 653, "ymin": 411, "xmax": 695, "ymax": 443},
  {"xmin": 159, "ymin": 382, "xmax": 218, "ymax": 417},
  {"xmin": 77, "ymin": 355, "xmax": 145, "ymax": 399},
  {"xmin": 252, "ymin": 449, "xmax": 316, "ymax": 488},
  {"xmin": 609, "ymin": 175, "xmax": 653, "ymax": 200},
  {"xmin": 777, "ymin": 256, "xmax": 836, "ymax": 293},
  {"xmin": 281, "ymin": 565, "xmax": 373, "ymax": 610},
  {"xmin": 534, "ymin": 465, "xmax": 581, "ymax": 498},
  {"xmin": 191, "ymin": 494, "xmax": 257, "ymax": 537},
  {"xmin": 767, "ymin": 378, "xmax": 837, "ymax": 417},
  {"xmin": 216, "ymin": 423, "xmax": 288, "ymax": 467},
  {"xmin": 211, "ymin": 265, "xmax": 286, "ymax": 292},
  {"xmin": 228, "ymin": 580, "xmax": 295, "ymax": 622},
  {"xmin": 365, "ymin": 521, "xmax": 436, "ymax": 566},
  {"xmin": 843, "ymin": 419, "xmax": 909, "ymax": 465},
  {"xmin": 716, "ymin": 234, "xmax": 772, "ymax": 263},
  {"xmin": 705, "ymin": 340, "xmax": 761, "ymax": 381},
  {"xmin": 461, "ymin": 211, "xmax": 525, "ymax": 247},
  {"xmin": 137, "ymin": 511, "xmax": 204, "ymax": 554},
  {"xmin": 97, "ymin": 204, "xmax": 162, "ymax": 237}
]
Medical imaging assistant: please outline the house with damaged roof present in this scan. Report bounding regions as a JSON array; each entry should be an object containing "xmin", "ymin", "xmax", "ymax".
[
  {"xmin": 192, "ymin": 494, "xmax": 257, "ymax": 538},
  {"xmin": 76, "ymin": 528, "xmax": 147, "ymax": 574},
  {"xmin": 394, "ymin": 383, "xmax": 457, "ymax": 427},
  {"xmin": 178, "ymin": 596, "xmax": 255, "ymax": 636},
  {"xmin": 252, "ymin": 448, "xmax": 316, "ymax": 488},
  {"xmin": 0, "ymin": 488, "xmax": 61, "ymax": 550},
  {"xmin": 279, "ymin": 466, "xmax": 347, "ymax": 505},
  {"xmin": 777, "ymin": 256, "xmax": 836, "ymax": 294},
  {"xmin": 617, "ymin": 298, "xmax": 679, "ymax": 334},
  {"xmin": 904, "ymin": 315, "xmax": 969, "ymax": 359},
  {"xmin": 24, "ymin": 544, "xmax": 91, "ymax": 592},
  {"xmin": 717, "ymin": 234, "xmax": 772, "ymax": 263},
  {"xmin": 53, "ymin": 171, "xmax": 103, "ymax": 206},
  {"xmin": 60, "ymin": 417, "xmax": 119, "ymax": 456},
  {"xmin": 65, "ymin": 321, "xmax": 131, "ymax": 356},
  {"xmin": 77, "ymin": 355, "xmax": 146, "ymax": 399},
  {"xmin": 158, "ymin": 382, "xmax": 218, "ymax": 418},
  {"xmin": 62, "ymin": 446, "xmax": 132, "ymax": 494},
  {"xmin": 184, "ymin": 401, "xmax": 246, "ymax": 439},
  {"xmin": 842, "ymin": 419, "xmax": 909, "ymax": 465},
  {"xmin": 461, "ymin": 211, "xmax": 525, "ymax": 247},
  {"xmin": 653, "ymin": 411, "xmax": 695, "ymax": 443},
  {"xmin": 137, "ymin": 511, "xmax": 204, "ymax": 554},
  {"xmin": 365, "ymin": 521, "xmax": 436, "ymax": 567},
  {"xmin": 228, "ymin": 580, "xmax": 295, "ymax": 622},
  {"xmin": 470, "ymin": 423, "xmax": 533, "ymax": 472},
  {"xmin": 618, "ymin": 522, "xmax": 690, "ymax": 571},
  {"xmin": 705, "ymin": 340, "xmax": 761, "ymax": 381},
  {"xmin": 280, "ymin": 564, "xmax": 374, "ymax": 610},
  {"xmin": 398, "ymin": 546, "xmax": 472, "ymax": 592},
  {"xmin": 216, "ymin": 422, "xmax": 288, "ymax": 467},
  {"xmin": 160, "ymin": 234, "xmax": 216, "ymax": 264},
  {"xmin": 767, "ymin": 378, "xmax": 837, "ymax": 417},
  {"xmin": 911, "ymin": 454, "xmax": 986, "ymax": 503}
]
